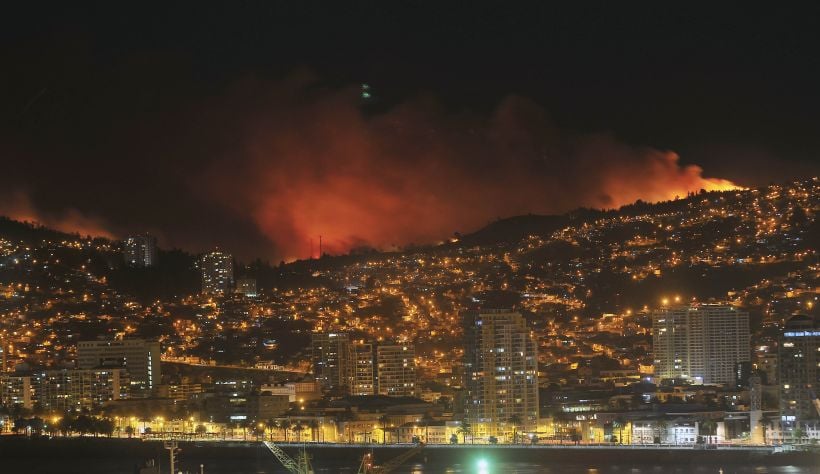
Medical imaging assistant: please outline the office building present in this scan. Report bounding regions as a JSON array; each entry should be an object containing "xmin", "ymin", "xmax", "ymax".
[
  {"xmin": 201, "ymin": 250, "xmax": 234, "ymax": 294},
  {"xmin": 652, "ymin": 304, "xmax": 750, "ymax": 384},
  {"xmin": 311, "ymin": 332, "xmax": 352, "ymax": 392},
  {"xmin": 353, "ymin": 343, "xmax": 375, "ymax": 396},
  {"xmin": 376, "ymin": 343, "xmax": 416, "ymax": 397},
  {"xmin": 778, "ymin": 314, "xmax": 819, "ymax": 430},
  {"xmin": 77, "ymin": 339, "xmax": 161, "ymax": 392},
  {"xmin": 463, "ymin": 309, "xmax": 539, "ymax": 436},
  {"xmin": 123, "ymin": 233, "xmax": 158, "ymax": 267}
]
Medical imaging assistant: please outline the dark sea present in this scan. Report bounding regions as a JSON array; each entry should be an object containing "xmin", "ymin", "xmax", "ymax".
[{"xmin": 0, "ymin": 438, "xmax": 816, "ymax": 474}]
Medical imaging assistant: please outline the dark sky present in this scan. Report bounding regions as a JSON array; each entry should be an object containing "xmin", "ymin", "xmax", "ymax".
[{"xmin": 1, "ymin": 3, "xmax": 818, "ymax": 260}]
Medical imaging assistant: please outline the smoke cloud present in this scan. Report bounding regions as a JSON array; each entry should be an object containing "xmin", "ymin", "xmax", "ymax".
[
  {"xmin": 195, "ymin": 75, "xmax": 738, "ymax": 260},
  {"xmin": 0, "ymin": 189, "xmax": 114, "ymax": 239}
]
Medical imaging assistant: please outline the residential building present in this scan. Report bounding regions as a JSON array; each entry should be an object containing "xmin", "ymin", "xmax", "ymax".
[
  {"xmin": 33, "ymin": 368, "xmax": 128, "ymax": 412},
  {"xmin": 376, "ymin": 343, "xmax": 416, "ymax": 397},
  {"xmin": 201, "ymin": 250, "xmax": 234, "ymax": 295},
  {"xmin": 778, "ymin": 314, "xmax": 819, "ymax": 432},
  {"xmin": 0, "ymin": 374, "xmax": 32, "ymax": 410},
  {"xmin": 123, "ymin": 233, "xmax": 158, "ymax": 267},
  {"xmin": 311, "ymin": 332, "xmax": 352, "ymax": 392},
  {"xmin": 463, "ymin": 309, "xmax": 539, "ymax": 436},
  {"xmin": 353, "ymin": 343, "xmax": 375, "ymax": 396},
  {"xmin": 652, "ymin": 304, "xmax": 750, "ymax": 384}
]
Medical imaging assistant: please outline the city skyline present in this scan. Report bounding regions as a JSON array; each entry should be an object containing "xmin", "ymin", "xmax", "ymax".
[{"xmin": 0, "ymin": 4, "xmax": 818, "ymax": 472}]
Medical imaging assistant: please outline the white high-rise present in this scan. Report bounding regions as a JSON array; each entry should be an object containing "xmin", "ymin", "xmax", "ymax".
[
  {"xmin": 652, "ymin": 304, "xmax": 750, "ymax": 384},
  {"xmin": 463, "ymin": 309, "xmax": 539, "ymax": 436}
]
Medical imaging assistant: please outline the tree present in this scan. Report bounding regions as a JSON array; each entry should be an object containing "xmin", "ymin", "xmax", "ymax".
[
  {"xmin": 97, "ymin": 418, "xmax": 115, "ymax": 437},
  {"xmin": 265, "ymin": 419, "xmax": 277, "ymax": 441},
  {"xmin": 307, "ymin": 419, "xmax": 320, "ymax": 442},
  {"xmin": 613, "ymin": 416, "xmax": 627, "ymax": 445},
  {"xmin": 507, "ymin": 415, "xmax": 523, "ymax": 444},
  {"xmin": 699, "ymin": 419, "xmax": 717, "ymax": 444},
  {"xmin": 281, "ymin": 419, "xmax": 290, "ymax": 442},
  {"xmin": 378, "ymin": 415, "xmax": 389, "ymax": 444},
  {"xmin": 58, "ymin": 415, "xmax": 76, "ymax": 436},
  {"xmin": 125, "ymin": 425, "xmax": 135, "ymax": 438},
  {"xmin": 654, "ymin": 419, "xmax": 669, "ymax": 444},
  {"xmin": 569, "ymin": 429, "xmax": 581, "ymax": 445},
  {"xmin": 29, "ymin": 417, "xmax": 44, "ymax": 435},
  {"xmin": 457, "ymin": 421, "xmax": 473, "ymax": 444},
  {"xmin": 195, "ymin": 424, "xmax": 207, "ymax": 437},
  {"xmin": 420, "ymin": 413, "xmax": 435, "ymax": 444},
  {"xmin": 13, "ymin": 417, "xmax": 28, "ymax": 435},
  {"xmin": 793, "ymin": 425, "xmax": 805, "ymax": 444},
  {"xmin": 291, "ymin": 421, "xmax": 305, "ymax": 443},
  {"xmin": 240, "ymin": 419, "xmax": 252, "ymax": 441}
]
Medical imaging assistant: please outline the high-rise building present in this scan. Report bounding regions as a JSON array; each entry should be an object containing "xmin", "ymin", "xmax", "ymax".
[
  {"xmin": 778, "ymin": 314, "xmax": 819, "ymax": 431},
  {"xmin": 235, "ymin": 278, "xmax": 258, "ymax": 297},
  {"xmin": 33, "ymin": 368, "xmax": 129, "ymax": 412},
  {"xmin": 652, "ymin": 304, "xmax": 750, "ymax": 384},
  {"xmin": 77, "ymin": 339, "xmax": 161, "ymax": 392},
  {"xmin": 463, "ymin": 309, "xmax": 539, "ymax": 436},
  {"xmin": 311, "ymin": 332, "xmax": 352, "ymax": 392},
  {"xmin": 376, "ymin": 343, "xmax": 416, "ymax": 397},
  {"xmin": 353, "ymin": 342, "xmax": 375, "ymax": 396},
  {"xmin": 201, "ymin": 250, "xmax": 234, "ymax": 294},
  {"xmin": 123, "ymin": 233, "xmax": 158, "ymax": 267}
]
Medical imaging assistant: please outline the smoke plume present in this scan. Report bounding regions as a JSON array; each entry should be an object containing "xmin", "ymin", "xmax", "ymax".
[
  {"xmin": 0, "ymin": 189, "xmax": 114, "ymax": 239},
  {"xmin": 195, "ymin": 75, "xmax": 738, "ymax": 260}
]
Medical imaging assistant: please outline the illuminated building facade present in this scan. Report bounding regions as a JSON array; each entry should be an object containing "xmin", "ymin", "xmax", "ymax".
[
  {"xmin": 652, "ymin": 304, "xmax": 750, "ymax": 384},
  {"xmin": 376, "ymin": 343, "xmax": 416, "ymax": 397},
  {"xmin": 33, "ymin": 368, "xmax": 129, "ymax": 412},
  {"xmin": 463, "ymin": 309, "xmax": 539, "ymax": 435},
  {"xmin": 778, "ymin": 314, "xmax": 819, "ymax": 430},
  {"xmin": 201, "ymin": 250, "xmax": 234, "ymax": 294},
  {"xmin": 353, "ymin": 342, "xmax": 375, "ymax": 396},
  {"xmin": 311, "ymin": 332, "xmax": 352, "ymax": 392},
  {"xmin": 0, "ymin": 374, "xmax": 32, "ymax": 410},
  {"xmin": 77, "ymin": 339, "xmax": 161, "ymax": 392}
]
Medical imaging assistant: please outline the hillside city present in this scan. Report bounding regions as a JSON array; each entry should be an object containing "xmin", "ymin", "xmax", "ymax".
[{"xmin": 0, "ymin": 178, "xmax": 817, "ymax": 446}]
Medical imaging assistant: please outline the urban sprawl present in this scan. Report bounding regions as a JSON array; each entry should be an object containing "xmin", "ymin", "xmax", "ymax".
[{"xmin": 0, "ymin": 178, "xmax": 817, "ymax": 447}]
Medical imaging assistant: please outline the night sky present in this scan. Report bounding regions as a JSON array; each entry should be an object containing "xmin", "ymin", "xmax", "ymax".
[{"xmin": 2, "ymin": 4, "xmax": 819, "ymax": 260}]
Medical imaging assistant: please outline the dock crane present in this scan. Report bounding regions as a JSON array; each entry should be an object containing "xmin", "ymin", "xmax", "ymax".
[
  {"xmin": 358, "ymin": 443, "xmax": 425, "ymax": 474},
  {"xmin": 810, "ymin": 389, "xmax": 820, "ymax": 418},
  {"xmin": 263, "ymin": 442, "xmax": 314, "ymax": 474}
]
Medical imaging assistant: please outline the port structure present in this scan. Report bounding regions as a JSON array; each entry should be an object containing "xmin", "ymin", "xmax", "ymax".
[
  {"xmin": 358, "ymin": 442, "xmax": 425, "ymax": 474},
  {"xmin": 263, "ymin": 441, "xmax": 313, "ymax": 474}
]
